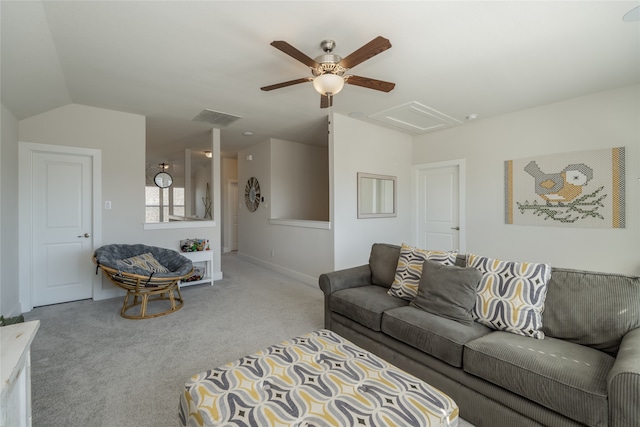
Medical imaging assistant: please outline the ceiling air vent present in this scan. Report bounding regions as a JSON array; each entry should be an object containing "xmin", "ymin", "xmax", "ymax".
[
  {"xmin": 369, "ymin": 101, "xmax": 462, "ymax": 134},
  {"xmin": 192, "ymin": 109, "xmax": 242, "ymax": 127}
]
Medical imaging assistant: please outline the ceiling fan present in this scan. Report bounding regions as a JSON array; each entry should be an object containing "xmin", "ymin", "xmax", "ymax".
[{"xmin": 260, "ymin": 36, "xmax": 395, "ymax": 108}]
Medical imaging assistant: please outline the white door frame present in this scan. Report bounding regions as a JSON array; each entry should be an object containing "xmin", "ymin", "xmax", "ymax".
[
  {"xmin": 412, "ymin": 159, "xmax": 466, "ymax": 253},
  {"xmin": 225, "ymin": 179, "xmax": 238, "ymax": 252},
  {"xmin": 19, "ymin": 142, "xmax": 103, "ymax": 312}
]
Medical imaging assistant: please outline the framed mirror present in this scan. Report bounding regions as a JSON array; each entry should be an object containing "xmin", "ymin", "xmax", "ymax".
[{"xmin": 357, "ymin": 172, "xmax": 397, "ymax": 218}]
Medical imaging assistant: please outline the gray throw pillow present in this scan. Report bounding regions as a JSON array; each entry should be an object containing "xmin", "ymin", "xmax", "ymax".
[
  {"xmin": 410, "ymin": 259, "xmax": 482, "ymax": 326},
  {"xmin": 369, "ymin": 243, "xmax": 401, "ymax": 287}
]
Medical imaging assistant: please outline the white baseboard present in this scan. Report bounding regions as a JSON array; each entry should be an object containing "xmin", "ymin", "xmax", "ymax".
[
  {"xmin": 5, "ymin": 302, "xmax": 22, "ymax": 317},
  {"xmin": 93, "ymin": 286, "xmax": 125, "ymax": 301},
  {"xmin": 236, "ymin": 252, "xmax": 317, "ymax": 288}
]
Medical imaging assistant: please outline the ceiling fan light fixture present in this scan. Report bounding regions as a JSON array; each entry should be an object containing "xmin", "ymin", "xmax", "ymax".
[
  {"xmin": 313, "ymin": 73, "xmax": 345, "ymax": 95},
  {"xmin": 263, "ymin": 36, "xmax": 393, "ymax": 108}
]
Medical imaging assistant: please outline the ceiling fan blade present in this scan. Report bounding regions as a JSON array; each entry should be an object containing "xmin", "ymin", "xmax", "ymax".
[
  {"xmin": 320, "ymin": 94, "xmax": 333, "ymax": 109},
  {"xmin": 271, "ymin": 41, "xmax": 319, "ymax": 68},
  {"xmin": 260, "ymin": 77, "xmax": 312, "ymax": 91},
  {"xmin": 345, "ymin": 75, "xmax": 395, "ymax": 92},
  {"xmin": 339, "ymin": 36, "xmax": 392, "ymax": 69}
]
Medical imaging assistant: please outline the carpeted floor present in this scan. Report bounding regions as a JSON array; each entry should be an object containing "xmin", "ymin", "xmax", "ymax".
[{"xmin": 24, "ymin": 252, "xmax": 474, "ymax": 427}]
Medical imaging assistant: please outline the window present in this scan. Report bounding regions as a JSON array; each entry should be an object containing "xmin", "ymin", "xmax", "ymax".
[
  {"xmin": 145, "ymin": 186, "xmax": 184, "ymax": 222},
  {"xmin": 173, "ymin": 187, "xmax": 185, "ymax": 217}
]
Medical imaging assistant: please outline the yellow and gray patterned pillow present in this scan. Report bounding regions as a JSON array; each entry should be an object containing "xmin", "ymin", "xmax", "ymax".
[
  {"xmin": 468, "ymin": 253, "xmax": 551, "ymax": 339},
  {"xmin": 118, "ymin": 252, "xmax": 169, "ymax": 274},
  {"xmin": 387, "ymin": 244, "xmax": 458, "ymax": 300}
]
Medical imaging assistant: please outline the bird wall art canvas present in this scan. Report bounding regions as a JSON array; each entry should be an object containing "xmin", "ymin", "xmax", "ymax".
[{"xmin": 505, "ymin": 147, "xmax": 625, "ymax": 228}]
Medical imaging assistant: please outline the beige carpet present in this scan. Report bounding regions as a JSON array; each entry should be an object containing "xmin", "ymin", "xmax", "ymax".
[{"xmin": 24, "ymin": 252, "xmax": 474, "ymax": 427}]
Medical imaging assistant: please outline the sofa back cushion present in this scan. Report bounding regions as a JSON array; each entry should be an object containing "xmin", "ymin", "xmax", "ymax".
[
  {"xmin": 369, "ymin": 243, "xmax": 401, "ymax": 287},
  {"xmin": 468, "ymin": 253, "xmax": 551, "ymax": 339},
  {"xmin": 542, "ymin": 267, "xmax": 640, "ymax": 355},
  {"xmin": 410, "ymin": 260, "xmax": 482, "ymax": 326},
  {"xmin": 388, "ymin": 244, "xmax": 459, "ymax": 300}
]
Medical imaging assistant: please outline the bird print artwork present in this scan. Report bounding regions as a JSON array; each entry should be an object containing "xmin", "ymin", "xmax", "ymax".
[
  {"xmin": 524, "ymin": 161, "xmax": 593, "ymax": 205},
  {"xmin": 505, "ymin": 147, "xmax": 625, "ymax": 228}
]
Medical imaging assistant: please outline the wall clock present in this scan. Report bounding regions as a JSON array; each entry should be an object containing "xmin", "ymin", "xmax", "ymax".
[
  {"xmin": 154, "ymin": 171, "xmax": 173, "ymax": 188},
  {"xmin": 245, "ymin": 177, "xmax": 261, "ymax": 212}
]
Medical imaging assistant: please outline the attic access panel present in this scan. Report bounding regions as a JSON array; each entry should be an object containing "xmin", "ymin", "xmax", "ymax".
[
  {"xmin": 192, "ymin": 109, "xmax": 242, "ymax": 127},
  {"xmin": 369, "ymin": 101, "xmax": 462, "ymax": 134}
]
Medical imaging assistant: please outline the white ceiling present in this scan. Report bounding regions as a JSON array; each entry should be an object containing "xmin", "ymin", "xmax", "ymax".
[{"xmin": 2, "ymin": 1, "xmax": 639, "ymax": 166}]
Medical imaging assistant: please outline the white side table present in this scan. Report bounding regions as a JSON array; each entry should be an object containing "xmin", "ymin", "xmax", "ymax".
[
  {"xmin": 0, "ymin": 320, "xmax": 40, "ymax": 427},
  {"xmin": 180, "ymin": 251, "xmax": 214, "ymax": 287}
]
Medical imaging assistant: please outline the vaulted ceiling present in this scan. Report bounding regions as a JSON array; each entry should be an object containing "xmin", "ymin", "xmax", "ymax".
[{"xmin": 2, "ymin": 1, "xmax": 638, "ymax": 165}]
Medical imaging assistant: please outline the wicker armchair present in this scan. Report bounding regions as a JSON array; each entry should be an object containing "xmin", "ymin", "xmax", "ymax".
[{"xmin": 93, "ymin": 244, "xmax": 193, "ymax": 319}]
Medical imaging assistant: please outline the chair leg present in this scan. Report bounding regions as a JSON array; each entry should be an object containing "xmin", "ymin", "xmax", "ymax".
[
  {"xmin": 140, "ymin": 293, "xmax": 148, "ymax": 318},
  {"xmin": 122, "ymin": 292, "xmax": 131, "ymax": 316},
  {"xmin": 119, "ymin": 283, "xmax": 184, "ymax": 319},
  {"xmin": 175, "ymin": 286, "xmax": 183, "ymax": 308},
  {"xmin": 167, "ymin": 288, "xmax": 176, "ymax": 311}
]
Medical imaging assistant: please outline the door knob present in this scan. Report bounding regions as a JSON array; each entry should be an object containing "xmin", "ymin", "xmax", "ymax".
[
  {"xmin": 78, "ymin": 233, "xmax": 91, "ymax": 238},
  {"xmin": 451, "ymin": 227, "xmax": 460, "ymax": 231}
]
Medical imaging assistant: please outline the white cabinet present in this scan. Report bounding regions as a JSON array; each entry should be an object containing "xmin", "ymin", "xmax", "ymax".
[
  {"xmin": 180, "ymin": 251, "xmax": 214, "ymax": 287},
  {"xmin": 1, "ymin": 320, "xmax": 40, "ymax": 427}
]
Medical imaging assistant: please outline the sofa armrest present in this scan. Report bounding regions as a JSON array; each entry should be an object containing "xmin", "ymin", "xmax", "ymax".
[
  {"xmin": 319, "ymin": 265, "xmax": 372, "ymax": 295},
  {"xmin": 607, "ymin": 327, "xmax": 640, "ymax": 427}
]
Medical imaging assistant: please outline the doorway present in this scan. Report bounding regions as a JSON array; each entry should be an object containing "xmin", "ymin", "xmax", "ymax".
[
  {"xmin": 226, "ymin": 180, "xmax": 238, "ymax": 252},
  {"xmin": 19, "ymin": 142, "xmax": 103, "ymax": 311},
  {"xmin": 415, "ymin": 159, "xmax": 466, "ymax": 252}
]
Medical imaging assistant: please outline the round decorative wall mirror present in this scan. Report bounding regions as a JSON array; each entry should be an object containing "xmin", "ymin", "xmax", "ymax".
[
  {"xmin": 154, "ymin": 171, "xmax": 173, "ymax": 188},
  {"xmin": 244, "ymin": 177, "xmax": 261, "ymax": 212}
]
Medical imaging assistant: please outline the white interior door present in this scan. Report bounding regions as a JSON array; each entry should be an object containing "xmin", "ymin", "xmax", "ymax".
[
  {"xmin": 418, "ymin": 164, "xmax": 462, "ymax": 252},
  {"xmin": 31, "ymin": 152, "xmax": 94, "ymax": 306}
]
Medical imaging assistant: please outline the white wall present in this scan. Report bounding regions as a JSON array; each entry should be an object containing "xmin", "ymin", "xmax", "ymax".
[
  {"xmin": 413, "ymin": 84, "xmax": 640, "ymax": 275},
  {"xmin": 271, "ymin": 139, "xmax": 329, "ymax": 221},
  {"xmin": 18, "ymin": 104, "xmax": 222, "ymax": 299},
  {"xmin": 237, "ymin": 139, "xmax": 332, "ymax": 284},
  {"xmin": 332, "ymin": 113, "xmax": 413, "ymax": 270},
  {"xmin": 193, "ymin": 163, "xmax": 210, "ymax": 219},
  {"xmin": 0, "ymin": 105, "xmax": 21, "ymax": 317}
]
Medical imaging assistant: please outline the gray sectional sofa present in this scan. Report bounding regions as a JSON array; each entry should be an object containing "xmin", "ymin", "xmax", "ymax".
[{"xmin": 319, "ymin": 243, "xmax": 640, "ymax": 427}]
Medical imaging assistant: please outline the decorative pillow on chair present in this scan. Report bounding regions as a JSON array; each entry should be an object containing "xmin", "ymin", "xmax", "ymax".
[
  {"xmin": 387, "ymin": 244, "xmax": 458, "ymax": 300},
  {"xmin": 118, "ymin": 253, "xmax": 170, "ymax": 274},
  {"xmin": 410, "ymin": 260, "xmax": 482, "ymax": 326},
  {"xmin": 468, "ymin": 253, "xmax": 551, "ymax": 339}
]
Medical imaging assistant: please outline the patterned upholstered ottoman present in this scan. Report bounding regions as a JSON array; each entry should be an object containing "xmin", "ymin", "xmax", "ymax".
[{"xmin": 179, "ymin": 329, "xmax": 458, "ymax": 427}]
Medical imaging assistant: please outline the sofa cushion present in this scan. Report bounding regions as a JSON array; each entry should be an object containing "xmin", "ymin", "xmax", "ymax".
[
  {"xmin": 468, "ymin": 253, "xmax": 551, "ymax": 339},
  {"xmin": 388, "ymin": 244, "xmax": 458, "ymax": 300},
  {"xmin": 369, "ymin": 243, "xmax": 401, "ymax": 288},
  {"xmin": 382, "ymin": 306, "xmax": 493, "ymax": 367},
  {"xmin": 96, "ymin": 244, "xmax": 193, "ymax": 277},
  {"xmin": 464, "ymin": 331, "xmax": 614, "ymax": 427},
  {"xmin": 117, "ymin": 252, "xmax": 170, "ymax": 273},
  {"xmin": 331, "ymin": 286, "xmax": 409, "ymax": 331},
  {"xmin": 410, "ymin": 260, "xmax": 482, "ymax": 326},
  {"xmin": 542, "ymin": 267, "xmax": 640, "ymax": 355}
]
